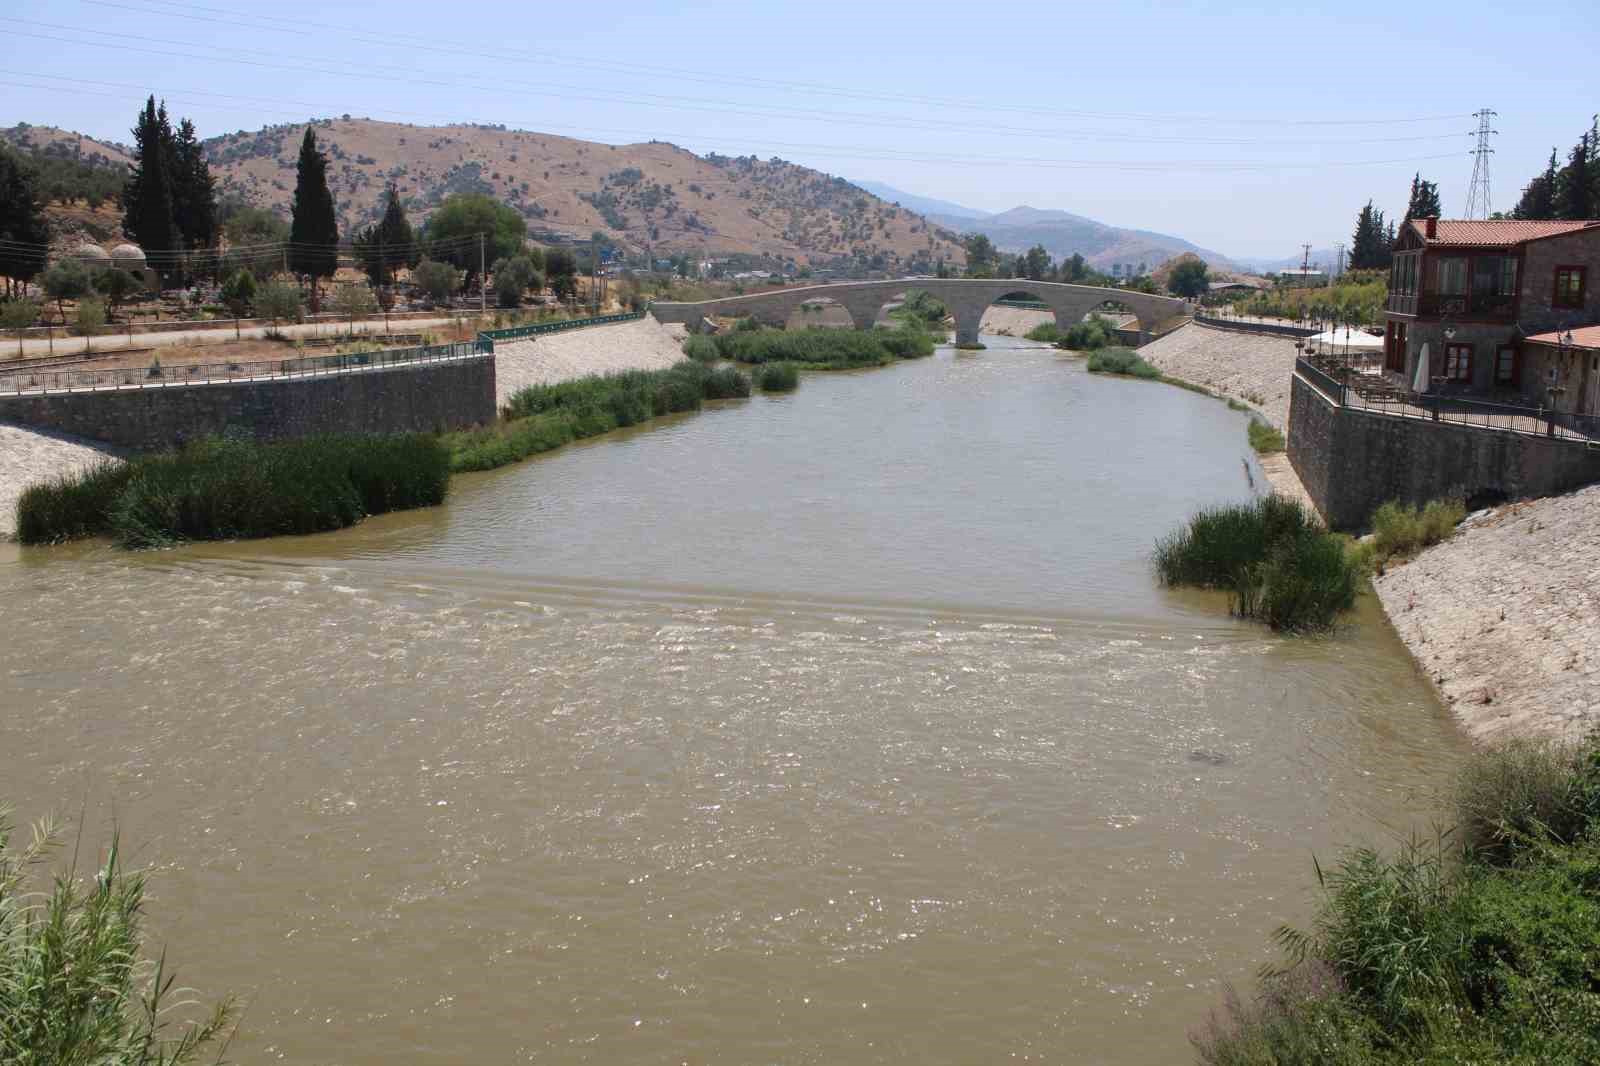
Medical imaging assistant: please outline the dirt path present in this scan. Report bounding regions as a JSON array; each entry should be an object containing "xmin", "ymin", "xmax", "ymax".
[{"xmin": 1374, "ymin": 486, "xmax": 1600, "ymax": 742}]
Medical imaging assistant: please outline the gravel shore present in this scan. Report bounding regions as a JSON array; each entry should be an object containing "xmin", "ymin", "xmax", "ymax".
[
  {"xmin": 0, "ymin": 423, "xmax": 122, "ymax": 539},
  {"xmin": 494, "ymin": 316, "xmax": 689, "ymax": 408},
  {"xmin": 1374, "ymin": 485, "xmax": 1600, "ymax": 742}
]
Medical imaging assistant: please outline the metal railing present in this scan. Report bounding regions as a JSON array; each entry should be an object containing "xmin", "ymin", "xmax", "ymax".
[
  {"xmin": 0, "ymin": 339, "xmax": 491, "ymax": 397},
  {"xmin": 1296, "ymin": 356, "xmax": 1600, "ymax": 443},
  {"xmin": 478, "ymin": 310, "xmax": 645, "ymax": 343},
  {"xmin": 1385, "ymin": 292, "xmax": 1517, "ymax": 318}
]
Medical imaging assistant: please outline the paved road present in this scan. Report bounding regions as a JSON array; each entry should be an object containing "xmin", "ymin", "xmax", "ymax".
[{"xmin": 5, "ymin": 315, "xmax": 483, "ymax": 359}]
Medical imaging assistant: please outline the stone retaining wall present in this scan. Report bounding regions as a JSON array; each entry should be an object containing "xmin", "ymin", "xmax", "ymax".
[
  {"xmin": 1288, "ymin": 373, "xmax": 1600, "ymax": 529},
  {"xmin": 0, "ymin": 356, "xmax": 495, "ymax": 450}
]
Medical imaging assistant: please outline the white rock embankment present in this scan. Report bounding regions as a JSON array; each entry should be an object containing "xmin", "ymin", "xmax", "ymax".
[
  {"xmin": 493, "ymin": 316, "xmax": 689, "ymax": 408},
  {"xmin": 0, "ymin": 423, "xmax": 123, "ymax": 539},
  {"xmin": 1374, "ymin": 485, "xmax": 1600, "ymax": 742}
]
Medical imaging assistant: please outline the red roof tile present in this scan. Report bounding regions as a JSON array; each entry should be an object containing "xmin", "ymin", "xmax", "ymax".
[
  {"xmin": 1526, "ymin": 324, "xmax": 1600, "ymax": 350},
  {"xmin": 1407, "ymin": 218, "xmax": 1600, "ymax": 247}
]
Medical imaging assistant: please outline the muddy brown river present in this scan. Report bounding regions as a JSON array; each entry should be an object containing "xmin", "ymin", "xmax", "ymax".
[{"xmin": 0, "ymin": 337, "xmax": 1465, "ymax": 1064}]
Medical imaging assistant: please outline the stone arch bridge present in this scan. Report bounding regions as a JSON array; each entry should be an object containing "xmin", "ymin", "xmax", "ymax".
[{"xmin": 651, "ymin": 279, "xmax": 1190, "ymax": 346}]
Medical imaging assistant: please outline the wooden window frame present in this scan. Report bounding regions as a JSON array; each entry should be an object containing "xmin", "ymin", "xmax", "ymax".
[
  {"xmin": 1444, "ymin": 342, "xmax": 1473, "ymax": 383},
  {"xmin": 1494, "ymin": 344, "xmax": 1519, "ymax": 386},
  {"xmin": 1553, "ymin": 265, "xmax": 1587, "ymax": 309}
]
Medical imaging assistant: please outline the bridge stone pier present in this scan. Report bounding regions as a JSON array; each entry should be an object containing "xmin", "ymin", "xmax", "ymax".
[{"xmin": 651, "ymin": 280, "xmax": 1189, "ymax": 346}]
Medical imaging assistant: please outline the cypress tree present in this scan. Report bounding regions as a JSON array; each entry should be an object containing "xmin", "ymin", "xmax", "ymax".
[
  {"xmin": 1349, "ymin": 201, "xmax": 1391, "ymax": 269},
  {"xmin": 288, "ymin": 128, "xmax": 339, "ymax": 294},
  {"xmin": 122, "ymin": 95, "xmax": 178, "ymax": 278},
  {"xmin": 1555, "ymin": 130, "xmax": 1594, "ymax": 221},
  {"xmin": 1513, "ymin": 150, "xmax": 1560, "ymax": 220},
  {"xmin": 353, "ymin": 183, "xmax": 418, "ymax": 286},
  {"xmin": 171, "ymin": 118, "xmax": 217, "ymax": 255},
  {"xmin": 1402, "ymin": 172, "xmax": 1442, "ymax": 221},
  {"xmin": 0, "ymin": 144, "xmax": 52, "ymax": 298}
]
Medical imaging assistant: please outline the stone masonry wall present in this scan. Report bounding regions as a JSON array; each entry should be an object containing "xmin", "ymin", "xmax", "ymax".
[
  {"xmin": 1289, "ymin": 373, "xmax": 1600, "ymax": 529},
  {"xmin": 0, "ymin": 356, "xmax": 496, "ymax": 450}
]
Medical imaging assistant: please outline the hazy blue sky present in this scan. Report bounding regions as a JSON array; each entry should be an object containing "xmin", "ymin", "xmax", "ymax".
[{"xmin": 3, "ymin": 0, "xmax": 1596, "ymax": 260}]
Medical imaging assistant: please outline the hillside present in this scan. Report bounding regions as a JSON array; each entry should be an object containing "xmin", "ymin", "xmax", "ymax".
[
  {"xmin": 926, "ymin": 204, "xmax": 1238, "ymax": 273},
  {"xmin": 6, "ymin": 118, "xmax": 965, "ymax": 270},
  {"xmin": 202, "ymin": 118, "xmax": 963, "ymax": 268}
]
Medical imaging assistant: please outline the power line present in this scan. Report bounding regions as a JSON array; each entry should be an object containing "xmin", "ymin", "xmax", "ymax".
[
  {"xmin": 77, "ymin": 0, "xmax": 1474, "ymax": 129},
  {"xmin": 1, "ymin": 80, "xmax": 1466, "ymax": 175},
  {"xmin": 0, "ymin": 21, "xmax": 1472, "ymax": 152}
]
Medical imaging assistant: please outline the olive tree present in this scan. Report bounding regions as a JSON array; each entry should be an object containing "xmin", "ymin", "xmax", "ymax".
[
  {"xmin": 94, "ymin": 268, "xmax": 141, "ymax": 320},
  {"xmin": 412, "ymin": 258, "xmax": 461, "ymax": 306},
  {"xmin": 332, "ymin": 281, "xmax": 377, "ymax": 333},
  {"xmin": 255, "ymin": 278, "xmax": 303, "ymax": 327},
  {"xmin": 41, "ymin": 259, "xmax": 91, "ymax": 322},
  {"xmin": 1, "ymin": 299, "xmax": 38, "ymax": 356}
]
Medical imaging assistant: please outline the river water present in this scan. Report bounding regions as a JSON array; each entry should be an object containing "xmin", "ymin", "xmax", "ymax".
[{"xmin": 0, "ymin": 337, "xmax": 1464, "ymax": 1064}]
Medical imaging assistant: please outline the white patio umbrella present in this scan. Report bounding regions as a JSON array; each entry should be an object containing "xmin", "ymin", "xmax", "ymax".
[{"xmin": 1412, "ymin": 343, "xmax": 1430, "ymax": 393}]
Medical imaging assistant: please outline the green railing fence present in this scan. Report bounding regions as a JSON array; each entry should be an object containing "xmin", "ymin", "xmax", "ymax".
[{"xmin": 477, "ymin": 311, "xmax": 646, "ymax": 344}]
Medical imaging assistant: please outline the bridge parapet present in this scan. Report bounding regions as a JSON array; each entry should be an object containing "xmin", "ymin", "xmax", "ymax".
[{"xmin": 652, "ymin": 280, "xmax": 1187, "ymax": 343}]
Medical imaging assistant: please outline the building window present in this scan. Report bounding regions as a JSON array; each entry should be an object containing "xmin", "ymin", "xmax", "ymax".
[
  {"xmin": 1553, "ymin": 266, "xmax": 1586, "ymax": 308},
  {"xmin": 1472, "ymin": 256, "xmax": 1518, "ymax": 297},
  {"xmin": 1444, "ymin": 343, "xmax": 1473, "ymax": 382},
  {"xmin": 1495, "ymin": 345, "xmax": 1518, "ymax": 385},
  {"xmin": 1437, "ymin": 258, "xmax": 1468, "ymax": 296}
]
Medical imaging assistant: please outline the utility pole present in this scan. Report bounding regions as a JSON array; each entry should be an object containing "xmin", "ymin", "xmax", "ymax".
[
  {"xmin": 478, "ymin": 232, "xmax": 486, "ymax": 315},
  {"xmin": 1465, "ymin": 108, "xmax": 1498, "ymax": 220}
]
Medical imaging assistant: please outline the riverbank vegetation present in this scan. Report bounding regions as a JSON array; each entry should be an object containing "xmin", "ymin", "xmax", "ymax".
[
  {"xmin": 446, "ymin": 361, "xmax": 751, "ymax": 473},
  {"xmin": 710, "ymin": 324, "xmax": 937, "ymax": 368},
  {"xmin": 1024, "ymin": 322, "xmax": 1061, "ymax": 343},
  {"xmin": 0, "ymin": 807, "xmax": 236, "ymax": 1062},
  {"xmin": 1193, "ymin": 733, "xmax": 1600, "ymax": 1065},
  {"xmin": 754, "ymin": 361, "xmax": 799, "ymax": 392},
  {"xmin": 1246, "ymin": 420, "xmax": 1286, "ymax": 455},
  {"xmin": 16, "ymin": 434, "xmax": 449, "ymax": 547},
  {"xmin": 1086, "ymin": 347, "xmax": 1160, "ymax": 379},
  {"xmin": 1370, "ymin": 497, "xmax": 1465, "ymax": 566},
  {"xmin": 1154, "ymin": 495, "xmax": 1361, "ymax": 630}
]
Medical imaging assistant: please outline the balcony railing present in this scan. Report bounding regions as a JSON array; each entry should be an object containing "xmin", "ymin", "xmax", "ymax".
[{"xmin": 1385, "ymin": 291, "xmax": 1517, "ymax": 318}]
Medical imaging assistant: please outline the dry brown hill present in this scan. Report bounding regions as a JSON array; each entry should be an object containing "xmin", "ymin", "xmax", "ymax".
[
  {"xmin": 7, "ymin": 118, "xmax": 966, "ymax": 269},
  {"xmin": 204, "ymin": 118, "xmax": 963, "ymax": 268}
]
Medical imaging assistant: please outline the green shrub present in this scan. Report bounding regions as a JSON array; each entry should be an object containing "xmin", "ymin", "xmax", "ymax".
[
  {"xmin": 107, "ymin": 434, "xmax": 448, "ymax": 548},
  {"xmin": 1455, "ymin": 737, "xmax": 1600, "ymax": 866},
  {"xmin": 0, "ymin": 806, "xmax": 235, "ymax": 1063},
  {"xmin": 710, "ymin": 325, "xmax": 931, "ymax": 368},
  {"xmin": 702, "ymin": 365, "xmax": 751, "ymax": 399},
  {"xmin": 1060, "ymin": 313, "xmax": 1116, "ymax": 350},
  {"xmin": 1155, "ymin": 495, "xmax": 1360, "ymax": 630},
  {"xmin": 1085, "ymin": 347, "xmax": 1159, "ymax": 379},
  {"xmin": 1371, "ymin": 497, "xmax": 1465, "ymax": 564},
  {"xmin": 1247, "ymin": 420, "xmax": 1286, "ymax": 455},
  {"xmin": 1205, "ymin": 733, "xmax": 1600, "ymax": 1065},
  {"xmin": 14, "ymin": 460, "xmax": 132, "ymax": 544},
  {"xmin": 1024, "ymin": 322, "xmax": 1062, "ymax": 343},
  {"xmin": 755, "ymin": 361, "xmax": 799, "ymax": 392},
  {"xmin": 683, "ymin": 335, "xmax": 719, "ymax": 362}
]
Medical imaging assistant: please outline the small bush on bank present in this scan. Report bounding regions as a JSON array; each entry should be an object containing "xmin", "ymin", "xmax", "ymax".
[
  {"xmin": 1086, "ymin": 347, "xmax": 1159, "ymax": 379},
  {"xmin": 1246, "ymin": 420, "xmax": 1286, "ymax": 455},
  {"xmin": 682, "ymin": 335, "xmax": 719, "ymax": 362},
  {"xmin": 1060, "ymin": 313, "xmax": 1115, "ymax": 350},
  {"xmin": 755, "ymin": 361, "xmax": 799, "ymax": 392},
  {"xmin": 0, "ymin": 807, "xmax": 236, "ymax": 1064},
  {"xmin": 702, "ymin": 365, "xmax": 751, "ymax": 399},
  {"xmin": 1198, "ymin": 732, "xmax": 1600, "ymax": 1066},
  {"xmin": 14, "ymin": 460, "xmax": 132, "ymax": 544},
  {"xmin": 1154, "ymin": 495, "xmax": 1361, "ymax": 630},
  {"xmin": 1024, "ymin": 322, "xmax": 1062, "ymax": 343},
  {"xmin": 1370, "ymin": 498, "xmax": 1465, "ymax": 564},
  {"xmin": 15, "ymin": 435, "xmax": 449, "ymax": 548}
]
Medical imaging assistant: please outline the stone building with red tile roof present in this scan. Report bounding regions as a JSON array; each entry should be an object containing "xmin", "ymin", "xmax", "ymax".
[{"xmin": 1382, "ymin": 217, "xmax": 1600, "ymax": 413}]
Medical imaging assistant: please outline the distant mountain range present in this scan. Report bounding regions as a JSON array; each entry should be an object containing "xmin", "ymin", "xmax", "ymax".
[{"xmin": 856, "ymin": 180, "xmax": 1250, "ymax": 273}]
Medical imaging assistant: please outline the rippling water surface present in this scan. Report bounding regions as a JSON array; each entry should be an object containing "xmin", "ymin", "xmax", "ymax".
[{"xmin": 0, "ymin": 338, "xmax": 1464, "ymax": 1064}]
